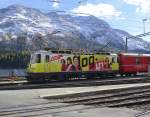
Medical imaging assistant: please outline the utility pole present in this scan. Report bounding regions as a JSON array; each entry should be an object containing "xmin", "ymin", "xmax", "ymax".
[
  {"xmin": 125, "ymin": 19, "xmax": 149, "ymax": 52},
  {"xmin": 90, "ymin": 36, "xmax": 96, "ymax": 52},
  {"xmin": 124, "ymin": 31, "xmax": 150, "ymax": 53},
  {"xmin": 125, "ymin": 36, "xmax": 128, "ymax": 53},
  {"xmin": 142, "ymin": 19, "xmax": 147, "ymax": 34}
]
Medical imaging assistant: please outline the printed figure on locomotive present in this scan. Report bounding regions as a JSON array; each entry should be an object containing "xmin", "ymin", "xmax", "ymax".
[{"xmin": 61, "ymin": 56, "xmax": 81, "ymax": 72}]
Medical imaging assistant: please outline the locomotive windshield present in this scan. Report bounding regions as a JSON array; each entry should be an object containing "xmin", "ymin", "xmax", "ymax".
[
  {"xmin": 30, "ymin": 54, "xmax": 41, "ymax": 64},
  {"xmin": 36, "ymin": 54, "xmax": 41, "ymax": 63},
  {"xmin": 45, "ymin": 55, "xmax": 50, "ymax": 62}
]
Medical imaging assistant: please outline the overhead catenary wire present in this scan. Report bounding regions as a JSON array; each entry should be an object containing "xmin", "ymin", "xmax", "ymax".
[
  {"xmin": 99, "ymin": 39, "xmax": 112, "ymax": 51},
  {"xmin": 36, "ymin": 1, "xmax": 150, "ymax": 52},
  {"xmin": 124, "ymin": 32, "xmax": 150, "ymax": 52},
  {"xmin": 47, "ymin": 10, "xmax": 150, "ymax": 52}
]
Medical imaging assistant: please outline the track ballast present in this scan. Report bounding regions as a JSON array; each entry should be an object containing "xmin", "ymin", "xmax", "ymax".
[{"xmin": 0, "ymin": 76, "xmax": 150, "ymax": 90}]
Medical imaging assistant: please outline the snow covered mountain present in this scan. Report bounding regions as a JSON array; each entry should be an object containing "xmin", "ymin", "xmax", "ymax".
[
  {"xmin": 0, "ymin": 5, "xmax": 150, "ymax": 52},
  {"xmin": 0, "ymin": 5, "xmax": 53, "ymax": 37}
]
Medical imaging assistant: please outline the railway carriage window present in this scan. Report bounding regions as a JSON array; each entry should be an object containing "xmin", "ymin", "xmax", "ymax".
[
  {"xmin": 45, "ymin": 55, "xmax": 49, "ymax": 62},
  {"xmin": 36, "ymin": 54, "xmax": 41, "ymax": 63},
  {"xmin": 136, "ymin": 58, "xmax": 140, "ymax": 64}
]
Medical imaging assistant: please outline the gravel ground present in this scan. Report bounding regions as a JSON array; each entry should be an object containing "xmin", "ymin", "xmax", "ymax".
[
  {"xmin": 127, "ymin": 103, "xmax": 150, "ymax": 111},
  {"xmin": 0, "ymin": 88, "xmax": 141, "ymax": 117}
]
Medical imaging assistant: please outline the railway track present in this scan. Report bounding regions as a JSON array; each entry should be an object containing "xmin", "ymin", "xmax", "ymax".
[
  {"xmin": 1, "ymin": 78, "xmax": 150, "ymax": 116},
  {"xmin": 0, "ymin": 102, "xmax": 95, "ymax": 117},
  {"xmin": 46, "ymin": 85, "xmax": 150, "ymax": 113},
  {"xmin": 0, "ymin": 76, "xmax": 150, "ymax": 90},
  {"xmin": 0, "ymin": 86, "xmax": 150, "ymax": 117}
]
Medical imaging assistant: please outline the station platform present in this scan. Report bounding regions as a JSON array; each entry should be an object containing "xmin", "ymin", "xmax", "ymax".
[{"xmin": 40, "ymin": 83, "xmax": 150, "ymax": 98}]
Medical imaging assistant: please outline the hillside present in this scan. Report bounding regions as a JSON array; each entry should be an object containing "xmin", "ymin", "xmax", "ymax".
[{"xmin": 0, "ymin": 5, "xmax": 150, "ymax": 52}]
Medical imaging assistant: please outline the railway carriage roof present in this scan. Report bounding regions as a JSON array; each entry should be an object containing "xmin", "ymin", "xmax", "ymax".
[{"xmin": 121, "ymin": 53, "xmax": 150, "ymax": 57}]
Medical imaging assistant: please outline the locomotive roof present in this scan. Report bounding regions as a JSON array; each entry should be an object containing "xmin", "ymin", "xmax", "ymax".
[
  {"xmin": 34, "ymin": 50, "xmax": 117, "ymax": 56},
  {"xmin": 34, "ymin": 50, "xmax": 52, "ymax": 54}
]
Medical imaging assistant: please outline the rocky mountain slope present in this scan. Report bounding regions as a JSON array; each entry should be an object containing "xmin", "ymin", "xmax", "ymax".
[{"xmin": 0, "ymin": 5, "xmax": 150, "ymax": 52}]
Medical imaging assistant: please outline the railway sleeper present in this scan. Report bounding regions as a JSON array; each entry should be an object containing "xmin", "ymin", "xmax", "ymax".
[
  {"xmin": 82, "ymin": 93, "xmax": 150, "ymax": 105},
  {"xmin": 61, "ymin": 89, "xmax": 150, "ymax": 103},
  {"xmin": 108, "ymin": 98, "xmax": 150, "ymax": 107},
  {"xmin": 53, "ymin": 87, "xmax": 150, "ymax": 102}
]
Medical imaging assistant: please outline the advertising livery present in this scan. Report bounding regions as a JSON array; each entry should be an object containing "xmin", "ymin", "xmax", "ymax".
[
  {"xmin": 27, "ymin": 50, "xmax": 119, "ymax": 82},
  {"xmin": 53, "ymin": 54, "xmax": 119, "ymax": 72}
]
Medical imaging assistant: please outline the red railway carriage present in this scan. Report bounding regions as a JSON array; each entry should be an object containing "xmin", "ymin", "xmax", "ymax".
[{"xmin": 119, "ymin": 53, "xmax": 150, "ymax": 75}]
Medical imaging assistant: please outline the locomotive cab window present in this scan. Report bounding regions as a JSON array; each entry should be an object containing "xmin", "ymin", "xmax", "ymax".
[
  {"xmin": 112, "ymin": 56, "xmax": 117, "ymax": 63},
  {"xmin": 112, "ymin": 57, "xmax": 115, "ymax": 63},
  {"xmin": 45, "ymin": 55, "xmax": 49, "ymax": 62},
  {"xmin": 30, "ymin": 55, "xmax": 35, "ymax": 64},
  {"xmin": 117, "ymin": 56, "xmax": 119, "ymax": 63},
  {"xmin": 136, "ymin": 57, "xmax": 140, "ymax": 64},
  {"xmin": 36, "ymin": 54, "xmax": 41, "ymax": 63}
]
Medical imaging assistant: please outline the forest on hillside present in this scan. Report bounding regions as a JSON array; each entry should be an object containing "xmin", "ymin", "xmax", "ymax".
[
  {"xmin": 0, "ymin": 51, "xmax": 30, "ymax": 69},
  {"xmin": 0, "ymin": 33, "xmax": 46, "ymax": 69}
]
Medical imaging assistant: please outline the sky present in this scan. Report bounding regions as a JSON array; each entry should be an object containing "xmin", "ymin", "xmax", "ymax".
[{"xmin": 0, "ymin": 0, "xmax": 150, "ymax": 40}]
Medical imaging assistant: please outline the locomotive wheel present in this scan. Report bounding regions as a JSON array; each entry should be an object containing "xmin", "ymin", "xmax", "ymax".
[
  {"xmin": 54, "ymin": 74, "xmax": 66, "ymax": 81},
  {"xmin": 120, "ymin": 73, "xmax": 125, "ymax": 77},
  {"xmin": 27, "ymin": 77, "xmax": 46, "ymax": 83},
  {"xmin": 133, "ymin": 73, "xmax": 137, "ymax": 76}
]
